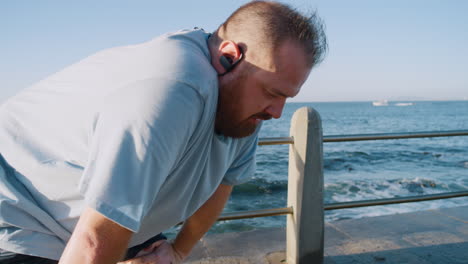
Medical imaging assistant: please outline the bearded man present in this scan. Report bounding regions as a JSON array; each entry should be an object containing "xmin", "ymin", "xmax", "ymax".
[{"xmin": 0, "ymin": 1, "xmax": 327, "ymax": 263}]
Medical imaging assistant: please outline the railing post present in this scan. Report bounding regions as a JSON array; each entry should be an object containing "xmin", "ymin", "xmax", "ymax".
[{"xmin": 287, "ymin": 107, "xmax": 324, "ymax": 264}]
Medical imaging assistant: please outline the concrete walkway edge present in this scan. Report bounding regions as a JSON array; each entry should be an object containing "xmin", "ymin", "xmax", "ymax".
[{"xmin": 185, "ymin": 205, "xmax": 468, "ymax": 264}]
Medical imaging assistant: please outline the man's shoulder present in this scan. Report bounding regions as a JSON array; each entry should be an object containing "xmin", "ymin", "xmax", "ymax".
[
  {"xmin": 150, "ymin": 28, "xmax": 212, "ymax": 71},
  {"xmin": 163, "ymin": 28, "xmax": 211, "ymax": 52},
  {"xmin": 148, "ymin": 28, "xmax": 218, "ymax": 99}
]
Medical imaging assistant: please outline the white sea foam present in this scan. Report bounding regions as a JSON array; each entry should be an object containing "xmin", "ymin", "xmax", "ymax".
[
  {"xmin": 463, "ymin": 161, "xmax": 468, "ymax": 168},
  {"xmin": 324, "ymin": 177, "xmax": 468, "ymax": 221}
]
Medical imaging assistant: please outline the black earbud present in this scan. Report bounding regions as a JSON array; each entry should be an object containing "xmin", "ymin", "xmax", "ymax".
[
  {"xmin": 220, "ymin": 55, "xmax": 234, "ymax": 72},
  {"xmin": 218, "ymin": 48, "xmax": 244, "ymax": 76}
]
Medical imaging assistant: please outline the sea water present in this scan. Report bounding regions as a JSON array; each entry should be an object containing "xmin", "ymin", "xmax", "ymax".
[{"xmin": 205, "ymin": 101, "xmax": 468, "ymax": 234}]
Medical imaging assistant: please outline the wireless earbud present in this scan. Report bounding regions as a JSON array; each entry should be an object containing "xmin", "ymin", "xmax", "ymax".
[
  {"xmin": 218, "ymin": 47, "xmax": 244, "ymax": 77},
  {"xmin": 220, "ymin": 55, "xmax": 234, "ymax": 72}
]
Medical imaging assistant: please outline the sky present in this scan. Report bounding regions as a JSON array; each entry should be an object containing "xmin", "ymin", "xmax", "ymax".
[{"xmin": 1, "ymin": 0, "xmax": 467, "ymax": 103}]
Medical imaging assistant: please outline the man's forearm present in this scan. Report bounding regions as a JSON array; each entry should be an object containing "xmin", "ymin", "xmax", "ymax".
[
  {"xmin": 172, "ymin": 184, "xmax": 233, "ymax": 258},
  {"xmin": 59, "ymin": 207, "xmax": 133, "ymax": 264}
]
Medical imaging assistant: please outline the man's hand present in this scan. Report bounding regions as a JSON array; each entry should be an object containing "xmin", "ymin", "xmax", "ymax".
[
  {"xmin": 118, "ymin": 240, "xmax": 185, "ymax": 264},
  {"xmin": 119, "ymin": 184, "xmax": 232, "ymax": 263}
]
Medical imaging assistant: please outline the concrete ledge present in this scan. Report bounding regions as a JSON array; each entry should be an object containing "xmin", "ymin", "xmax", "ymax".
[{"xmin": 185, "ymin": 205, "xmax": 468, "ymax": 263}]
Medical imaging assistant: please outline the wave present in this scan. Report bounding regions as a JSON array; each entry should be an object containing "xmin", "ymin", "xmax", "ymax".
[
  {"xmin": 323, "ymin": 149, "xmax": 467, "ymax": 172},
  {"xmin": 324, "ymin": 177, "xmax": 468, "ymax": 221},
  {"xmin": 232, "ymin": 178, "xmax": 287, "ymax": 196},
  {"xmin": 218, "ymin": 175, "xmax": 468, "ymax": 232},
  {"xmin": 324, "ymin": 177, "xmax": 446, "ymax": 203},
  {"xmin": 231, "ymin": 176, "xmax": 467, "ymax": 206},
  {"xmin": 461, "ymin": 161, "xmax": 468, "ymax": 168}
]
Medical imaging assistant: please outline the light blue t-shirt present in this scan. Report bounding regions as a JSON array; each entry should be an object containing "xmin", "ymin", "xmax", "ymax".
[{"xmin": 0, "ymin": 29, "xmax": 259, "ymax": 260}]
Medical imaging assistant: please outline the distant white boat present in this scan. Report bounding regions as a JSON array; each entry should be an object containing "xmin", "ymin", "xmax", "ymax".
[
  {"xmin": 395, "ymin": 102, "xmax": 413, "ymax": 106},
  {"xmin": 372, "ymin": 100, "xmax": 388, "ymax": 106}
]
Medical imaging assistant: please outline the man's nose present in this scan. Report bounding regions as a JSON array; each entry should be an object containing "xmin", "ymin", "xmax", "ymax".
[{"xmin": 265, "ymin": 98, "xmax": 286, "ymax": 119}]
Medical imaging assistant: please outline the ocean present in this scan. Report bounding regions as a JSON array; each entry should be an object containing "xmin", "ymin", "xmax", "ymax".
[{"xmin": 167, "ymin": 101, "xmax": 468, "ymax": 236}]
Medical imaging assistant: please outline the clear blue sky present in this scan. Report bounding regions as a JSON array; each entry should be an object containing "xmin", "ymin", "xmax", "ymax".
[{"xmin": 1, "ymin": 0, "xmax": 467, "ymax": 103}]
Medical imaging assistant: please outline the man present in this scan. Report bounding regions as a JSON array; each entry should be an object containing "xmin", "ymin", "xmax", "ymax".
[{"xmin": 0, "ymin": 1, "xmax": 327, "ymax": 263}]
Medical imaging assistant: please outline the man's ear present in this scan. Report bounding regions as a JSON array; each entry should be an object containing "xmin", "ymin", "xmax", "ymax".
[
  {"xmin": 217, "ymin": 41, "xmax": 243, "ymax": 76},
  {"xmin": 218, "ymin": 40, "xmax": 242, "ymax": 62}
]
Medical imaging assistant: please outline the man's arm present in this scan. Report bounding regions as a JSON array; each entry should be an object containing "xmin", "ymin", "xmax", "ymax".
[
  {"xmin": 59, "ymin": 207, "xmax": 133, "ymax": 264},
  {"xmin": 172, "ymin": 183, "xmax": 233, "ymax": 258},
  {"xmin": 116, "ymin": 183, "xmax": 233, "ymax": 264}
]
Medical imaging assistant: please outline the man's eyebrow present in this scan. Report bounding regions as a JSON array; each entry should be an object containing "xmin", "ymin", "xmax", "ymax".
[
  {"xmin": 271, "ymin": 87, "xmax": 293, "ymax": 98},
  {"xmin": 260, "ymin": 79, "xmax": 294, "ymax": 98}
]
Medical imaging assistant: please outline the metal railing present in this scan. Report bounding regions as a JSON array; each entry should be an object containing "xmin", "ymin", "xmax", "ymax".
[
  {"xmin": 259, "ymin": 130, "xmax": 468, "ymax": 145},
  {"xmin": 221, "ymin": 129, "xmax": 468, "ymax": 219},
  {"xmin": 216, "ymin": 107, "xmax": 468, "ymax": 264}
]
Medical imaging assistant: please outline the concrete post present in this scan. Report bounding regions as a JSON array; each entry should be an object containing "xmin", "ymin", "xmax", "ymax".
[{"xmin": 286, "ymin": 107, "xmax": 324, "ymax": 264}]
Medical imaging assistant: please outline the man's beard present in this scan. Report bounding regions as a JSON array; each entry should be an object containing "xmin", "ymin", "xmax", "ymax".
[{"xmin": 215, "ymin": 73, "xmax": 271, "ymax": 138}]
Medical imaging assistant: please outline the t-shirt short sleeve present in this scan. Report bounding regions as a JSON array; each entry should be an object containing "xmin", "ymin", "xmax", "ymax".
[
  {"xmin": 78, "ymin": 78, "xmax": 204, "ymax": 232},
  {"xmin": 221, "ymin": 132, "xmax": 259, "ymax": 186}
]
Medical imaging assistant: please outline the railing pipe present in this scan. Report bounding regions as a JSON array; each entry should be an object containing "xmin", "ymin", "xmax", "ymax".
[
  {"xmin": 217, "ymin": 207, "xmax": 293, "ymax": 221},
  {"xmin": 325, "ymin": 190, "xmax": 468, "ymax": 210},
  {"xmin": 258, "ymin": 137, "xmax": 294, "ymax": 145},
  {"xmin": 323, "ymin": 130, "xmax": 468, "ymax": 142},
  {"xmin": 216, "ymin": 191, "xmax": 468, "ymax": 221},
  {"xmin": 258, "ymin": 130, "xmax": 468, "ymax": 146},
  {"xmin": 286, "ymin": 107, "xmax": 324, "ymax": 264}
]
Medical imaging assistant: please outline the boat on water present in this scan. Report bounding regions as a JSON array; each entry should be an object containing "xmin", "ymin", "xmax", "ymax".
[{"xmin": 372, "ymin": 100, "xmax": 388, "ymax": 106}]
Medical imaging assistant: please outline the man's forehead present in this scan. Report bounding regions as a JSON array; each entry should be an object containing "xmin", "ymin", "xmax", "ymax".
[
  {"xmin": 256, "ymin": 70, "xmax": 303, "ymax": 98},
  {"xmin": 262, "ymin": 54, "xmax": 310, "ymax": 97}
]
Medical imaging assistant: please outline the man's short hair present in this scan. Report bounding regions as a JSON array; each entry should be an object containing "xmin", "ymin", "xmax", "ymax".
[{"xmin": 217, "ymin": 0, "xmax": 327, "ymax": 68}]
